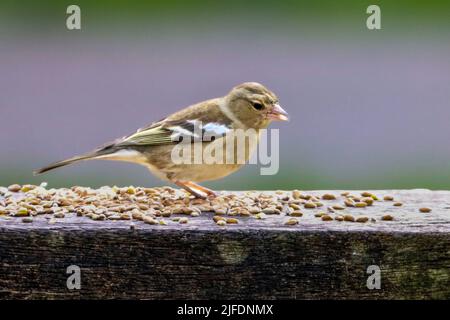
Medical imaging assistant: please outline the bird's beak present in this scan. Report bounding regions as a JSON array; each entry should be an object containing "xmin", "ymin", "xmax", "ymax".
[{"xmin": 267, "ymin": 104, "xmax": 289, "ymax": 121}]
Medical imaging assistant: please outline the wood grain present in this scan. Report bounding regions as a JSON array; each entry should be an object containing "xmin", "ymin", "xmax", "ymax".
[{"xmin": 0, "ymin": 189, "xmax": 449, "ymax": 299}]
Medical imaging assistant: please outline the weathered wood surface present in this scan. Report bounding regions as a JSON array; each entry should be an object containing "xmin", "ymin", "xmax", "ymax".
[{"xmin": 0, "ymin": 189, "xmax": 449, "ymax": 299}]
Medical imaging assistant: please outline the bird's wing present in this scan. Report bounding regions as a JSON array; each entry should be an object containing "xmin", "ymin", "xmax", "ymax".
[{"xmin": 114, "ymin": 118, "xmax": 231, "ymax": 148}]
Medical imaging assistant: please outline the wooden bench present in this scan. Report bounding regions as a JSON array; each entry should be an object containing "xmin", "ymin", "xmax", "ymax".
[{"xmin": 0, "ymin": 189, "xmax": 449, "ymax": 299}]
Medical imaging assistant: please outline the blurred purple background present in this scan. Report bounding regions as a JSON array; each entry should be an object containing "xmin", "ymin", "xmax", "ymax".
[{"xmin": 1, "ymin": 1, "xmax": 450, "ymax": 190}]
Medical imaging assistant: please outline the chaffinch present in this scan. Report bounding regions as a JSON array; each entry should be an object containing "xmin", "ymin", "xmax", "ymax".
[{"xmin": 35, "ymin": 82, "xmax": 288, "ymax": 198}]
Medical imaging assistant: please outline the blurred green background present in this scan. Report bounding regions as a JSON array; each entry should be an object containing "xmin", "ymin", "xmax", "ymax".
[{"xmin": 1, "ymin": 0, "xmax": 450, "ymax": 190}]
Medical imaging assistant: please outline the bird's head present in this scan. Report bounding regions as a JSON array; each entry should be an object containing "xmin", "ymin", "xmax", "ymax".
[{"xmin": 225, "ymin": 82, "xmax": 289, "ymax": 128}]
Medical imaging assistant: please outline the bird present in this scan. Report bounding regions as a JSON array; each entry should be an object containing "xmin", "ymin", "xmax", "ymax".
[{"xmin": 34, "ymin": 82, "xmax": 289, "ymax": 198}]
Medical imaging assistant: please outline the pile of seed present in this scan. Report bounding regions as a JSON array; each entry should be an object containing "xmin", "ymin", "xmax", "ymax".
[{"xmin": 0, "ymin": 184, "xmax": 432, "ymax": 227}]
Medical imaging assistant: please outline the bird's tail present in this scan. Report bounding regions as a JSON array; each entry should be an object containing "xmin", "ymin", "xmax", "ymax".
[{"xmin": 33, "ymin": 148, "xmax": 115, "ymax": 175}]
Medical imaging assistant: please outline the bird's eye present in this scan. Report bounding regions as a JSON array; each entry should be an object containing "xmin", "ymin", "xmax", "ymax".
[{"xmin": 252, "ymin": 102, "xmax": 264, "ymax": 110}]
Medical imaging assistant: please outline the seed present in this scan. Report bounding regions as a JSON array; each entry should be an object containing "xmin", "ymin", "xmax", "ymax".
[
  {"xmin": 361, "ymin": 192, "xmax": 373, "ymax": 197},
  {"xmin": 120, "ymin": 213, "xmax": 131, "ymax": 220},
  {"xmin": 314, "ymin": 212, "xmax": 326, "ymax": 217},
  {"xmin": 343, "ymin": 214, "xmax": 355, "ymax": 222},
  {"xmin": 361, "ymin": 197, "xmax": 374, "ymax": 206},
  {"xmin": 290, "ymin": 210, "xmax": 303, "ymax": 217},
  {"xmin": 138, "ymin": 204, "xmax": 149, "ymax": 211},
  {"xmin": 15, "ymin": 207, "xmax": 29, "ymax": 217},
  {"xmin": 262, "ymin": 208, "xmax": 281, "ymax": 214},
  {"xmin": 289, "ymin": 203, "xmax": 301, "ymax": 210},
  {"xmin": 355, "ymin": 202, "xmax": 367, "ymax": 208},
  {"xmin": 341, "ymin": 192, "xmax": 350, "ymax": 196},
  {"xmin": 53, "ymin": 212, "xmax": 65, "ymax": 218},
  {"xmin": 8, "ymin": 184, "xmax": 21, "ymax": 192},
  {"xmin": 284, "ymin": 218, "xmax": 299, "ymax": 225},
  {"xmin": 58, "ymin": 199, "xmax": 72, "ymax": 206},
  {"xmin": 214, "ymin": 207, "xmax": 228, "ymax": 215},
  {"xmin": 226, "ymin": 218, "xmax": 239, "ymax": 224},
  {"xmin": 21, "ymin": 185, "xmax": 36, "ymax": 192},
  {"xmin": 143, "ymin": 216, "xmax": 157, "ymax": 225},
  {"xmin": 22, "ymin": 217, "xmax": 33, "ymax": 223},
  {"xmin": 393, "ymin": 202, "xmax": 403, "ymax": 207},
  {"xmin": 131, "ymin": 211, "xmax": 143, "ymax": 220},
  {"xmin": 383, "ymin": 195, "xmax": 394, "ymax": 201},
  {"xmin": 322, "ymin": 194, "xmax": 336, "ymax": 200},
  {"xmin": 321, "ymin": 214, "xmax": 333, "ymax": 221},
  {"xmin": 292, "ymin": 190, "xmax": 301, "ymax": 199},
  {"xmin": 216, "ymin": 219, "xmax": 226, "ymax": 226},
  {"xmin": 213, "ymin": 215, "xmax": 226, "ymax": 223},
  {"xmin": 190, "ymin": 212, "xmax": 200, "ymax": 217},
  {"xmin": 332, "ymin": 205, "xmax": 344, "ymax": 210},
  {"xmin": 315, "ymin": 202, "xmax": 324, "ymax": 207},
  {"xmin": 108, "ymin": 215, "xmax": 121, "ymax": 220},
  {"xmin": 248, "ymin": 207, "xmax": 261, "ymax": 214},
  {"xmin": 382, "ymin": 215, "xmax": 394, "ymax": 221},
  {"xmin": 344, "ymin": 199, "xmax": 355, "ymax": 207},
  {"xmin": 179, "ymin": 217, "xmax": 189, "ymax": 224},
  {"xmin": 255, "ymin": 213, "xmax": 267, "ymax": 220},
  {"xmin": 126, "ymin": 186, "xmax": 136, "ymax": 195},
  {"xmin": 419, "ymin": 207, "xmax": 431, "ymax": 213},
  {"xmin": 159, "ymin": 220, "xmax": 167, "ymax": 225},
  {"xmin": 335, "ymin": 215, "xmax": 344, "ymax": 221},
  {"xmin": 304, "ymin": 202, "xmax": 316, "ymax": 209},
  {"xmin": 356, "ymin": 216, "xmax": 369, "ymax": 223},
  {"xmin": 92, "ymin": 214, "xmax": 106, "ymax": 221}
]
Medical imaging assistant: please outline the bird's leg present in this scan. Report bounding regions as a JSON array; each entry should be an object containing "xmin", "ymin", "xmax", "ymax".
[
  {"xmin": 174, "ymin": 180, "xmax": 207, "ymax": 199},
  {"xmin": 184, "ymin": 181, "xmax": 217, "ymax": 198},
  {"xmin": 174, "ymin": 180, "xmax": 217, "ymax": 199}
]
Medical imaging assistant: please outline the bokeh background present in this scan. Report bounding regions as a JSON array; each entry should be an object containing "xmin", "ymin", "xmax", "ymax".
[{"xmin": 1, "ymin": 0, "xmax": 450, "ymax": 190}]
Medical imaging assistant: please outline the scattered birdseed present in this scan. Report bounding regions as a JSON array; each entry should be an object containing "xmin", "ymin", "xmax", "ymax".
[
  {"xmin": 393, "ymin": 202, "xmax": 403, "ymax": 207},
  {"xmin": 383, "ymin": 195, "xmax": 394, "ymax": 201},
  {"xmin": 213, "ymin": 215, "xmax": 225, "ymax": 223},
  {"xmin": 356, "ymin": 216, "xmax": 369, "ymax": 223},
  {"xmin": 284, "ymin": 218, "xmax": 299, "ymax": 225},
  {"xmin": 382, "ymin": 215, "xmax": 394, "ymax": 221},
  {"xmin": 332, "ymin": 205, "xmax": 345, "ymax": 210},
  {"xmin": 321, "ymin": 194, "xmax": 336, "ymax": 200},
  {"xmin": 335, "ymin": 215, "xmax": 344, "ymax": 221},
  {"xmin": 226, "ymin": 218, "xmax": 239, "ymax": 224},
  {"xmin": 321, "ymin": 214, "xmax": 333, "ymax": 221},
  {"xmin": 355, "ymin": 202, "xmax": 367, "ymax": 208},
  {"xmin": 341, "ymin": 192, "xmax": 350, "ymax": 196},
  {"xmin": 419, "ymin": 207, "xmax": 431, "ymax": 213}
]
